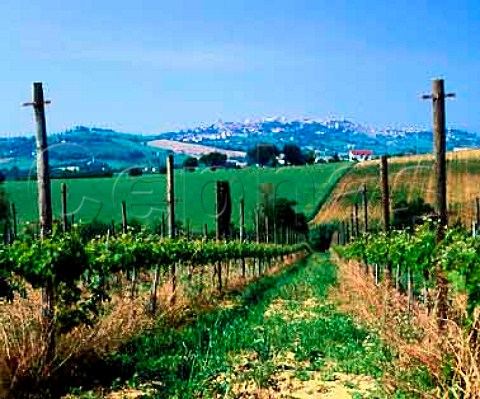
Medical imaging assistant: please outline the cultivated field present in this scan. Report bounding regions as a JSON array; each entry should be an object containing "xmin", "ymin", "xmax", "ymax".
[
  {"xmin": 4, "ymin": 163, "xmax": 349, "ymax": 232},
  {"xmin": 148, "ymin": 139, "xmax": 247, "ymax": 158}
]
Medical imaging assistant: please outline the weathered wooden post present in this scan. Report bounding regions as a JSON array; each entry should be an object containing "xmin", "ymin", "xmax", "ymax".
[
  {"xmin": 22, "ymin": 82, "xmax": 54, "ymax": 362},
  {"xmin": 239, "ymin": 199, "xmax": 246, "ymax": 278},
  {"xmin": 350, "ymin": 209, "xmax": 354, "ymax": 240},
  {"xmin": 474, "ymin": 197, "xmax": 480, "ymax": 236},
  {"xmin": 121, "ymin": 200, "xmax": 128, "ymax": 234},
  {"xmin": 273, "ymin": 220, "xmax": 277, "ymax": 244},
  {"xmin": 422, "ymin": 78, "xmax": 455, "ymax": 330},
  {"xmin": 216, "ymin": 181, "xmax": 232, "ymax": 240},
  {"xmin": 352, "ymin": 204, "xmax": 359, "ymax": 238},
  {"xmin": 380, "ymin": 155, "xmax": 392, "ymax": 279},
  {"xmin": 215, "ymin": 181, "xmax": 232, "ymax": 292},
  {"xmin": 166, "ymin": 155, "xmax": 176, "ymax": 299},
  {"xmin": 151, "ymin": 158, "xmax": 175, "ymax": 312},
  {"xmin": 161, "ymin": 212, "xmax": 166, "ymax": 238},
  {"xmin": 380, "ymin": 156, "xmax": 390, "ymax": 233},
  {"xmin": 256, "ymin": 208, "xmax": 260, "ymax": 244},
  {"xmin": 23, "ymin": 83, "xmax": 52, "ymax": 238},
  {"xmin": 204, "ymin": 223, "xmax": 208, "ymax": 239},
  {"xmin": 166, "ymin": 155, "xmax": 175, "ymax": 239},
  {"xmin": 61, "ymin": 183, "xmax": 68, "ymax": 232}
]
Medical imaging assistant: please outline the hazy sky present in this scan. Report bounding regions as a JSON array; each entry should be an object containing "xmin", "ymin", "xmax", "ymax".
[{"xmin": 0, "ymin": 0, "xmax": 479, "ymax": 136}]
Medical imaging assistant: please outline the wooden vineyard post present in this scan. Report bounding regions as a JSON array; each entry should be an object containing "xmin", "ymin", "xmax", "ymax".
[
  {"xmin": 273, "ymin": 220, "xmax": 277, "ymax": 244},
  {"xmin": 407, "ymin": 267, "xmax": 413, "ymax": 314},
  {"xmin": 216, "ymin": 181, "xmax": 232, "ymax": 240},
  {"xmin": 22, "ymin": 82, "xmax": 55, "ymax": 363},
  {"xmin": 352, "ymin": 203, "xmax": 360, "ymax": 238},
  {"xmin": 216, "ymin": 181, "xmax": 232, "ymax": 293},
  {"xmin": 352, "ymin": 204, "xmax": 359, "ymax": 239},
  {"xmin": 151, "ymin": 158, "xmax": 175, "ymax": 313},
  {"xmin": 256, "ymin": 208, "xmax": 260, "ymax": 244},
  {"xmin": 166, "ymin": 155, "xmax": 176, "ymax": 239},
  {"xmin": 121, "ymin": 201, "xmax": 128, "ymax": 234},
  {"xmin": 120, "ymin": 200, "xmax": 136, "ymax": 298},
  {"xmin": 161, "ymin": 212, "xmax": 166, "ymax": 238},
  {"xmin": 61, "ymin": 183, "xmax": 68, "ymax": 233},
  {"xmin": 474, "ymin": 197, "xmax": 480, "ymax": 236},
  {"xmin": 380, "ymin": 155, "xmax": 392, "ymax": 278},
  {"xmin": 476, "ymin": 197, "xmax": 480, "ymax": 226},
  {"xmin": 380, "ymin": 156, "xmax": 390, "ymax": 233},
  {"xmin": 204, "ymin": 223, "xmax": 208, "ymax": 240},
  {"xmin": 361, "ymin": 184, "xmax": 368, "ymax": 234},
  {"xmin": 166, "ymin": 155, "xmax": 176, "ymax": 300},
  {"xmin": 239, "ymin": 199, "xmax": 246, "ymax": 278},
  {"xmin": 23, "ymin": 82, "xmax": 53, "ymax": 239},
  {"xmin": 422, "ymin": 78, "xmax": 455, "ymax": 330}
]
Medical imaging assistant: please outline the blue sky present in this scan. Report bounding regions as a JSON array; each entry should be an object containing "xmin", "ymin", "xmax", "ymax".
[{"xmin": 1, "ymin": 0, "xmax": 479, "ymax": 136}]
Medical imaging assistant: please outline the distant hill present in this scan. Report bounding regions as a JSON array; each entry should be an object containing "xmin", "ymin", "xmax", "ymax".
[
  {"xmin": 0, "ymin": 119, "xmax": 479, "ymax": 178},
  {"xmin": 155, "ymin": 118, "xmax": 480, "ymax": 157},
  {"xmin": 0, "ymin": 126, "xmax": 180, "ymax": 177}
]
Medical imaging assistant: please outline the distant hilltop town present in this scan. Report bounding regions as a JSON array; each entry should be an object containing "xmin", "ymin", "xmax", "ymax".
[{"xmin": 0, "ymin": 118, "xmax": 478, "ymax": 178}]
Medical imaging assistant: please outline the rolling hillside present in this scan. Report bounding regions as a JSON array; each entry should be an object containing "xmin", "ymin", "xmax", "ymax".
[{"xmin": 313, "ymin": 150, "xmax": 480, "ymax": 228}]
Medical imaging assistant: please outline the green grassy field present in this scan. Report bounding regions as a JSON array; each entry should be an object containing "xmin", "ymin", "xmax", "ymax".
[{"xmin": 4, "ymin": 163, "xmax": 349, "ymax": 233}]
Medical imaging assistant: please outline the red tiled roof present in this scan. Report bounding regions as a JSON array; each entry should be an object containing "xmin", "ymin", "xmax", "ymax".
[{"xmin": 350, "ymin": 150, "xmax": 373, "ymax": 156}]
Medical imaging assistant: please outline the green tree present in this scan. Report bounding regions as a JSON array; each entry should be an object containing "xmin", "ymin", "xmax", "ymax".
[
  {"xmin": 247, "ymin": 143, "xmax": 279, "ymax": 166},
  {"xmin": 183, "ymin": 156, "xmax": 199, "ymax": 169},
  {"xmin": 283, "ymin": 144, "xmax": 305, "ymax": 165},
  {"xmin": 199, "ymin": 152, "xmax": 227, "ymax": 167},
  {"xmin": 305, "ymin": 150, "xmax": 316, "ymax": 165}
]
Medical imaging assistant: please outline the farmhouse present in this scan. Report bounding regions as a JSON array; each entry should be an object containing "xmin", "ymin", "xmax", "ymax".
[{"xmin": 349, "ymin": 149, "xmax": 373, "ymax": 162}]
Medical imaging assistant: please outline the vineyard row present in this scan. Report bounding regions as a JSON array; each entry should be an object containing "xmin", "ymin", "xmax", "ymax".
[{"xmin": 338, "ymin": 224, "xmax": 480, "ymax": 317}]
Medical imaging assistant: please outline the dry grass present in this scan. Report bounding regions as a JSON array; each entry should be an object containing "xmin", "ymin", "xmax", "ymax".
[
  {"xmin": 313, "ymin": 150, "xmax": 480, "ymax": 227},
  {"xmin": 0, "ymin": 289, "xmax": 44, "ymax": 398},
  {"xmin": 360, "ymin": 149, "xmax": 480, "ymax": 166},
  {"xmin": 330, "ymin": 254, "xmax": 480, "ymax": 398},
  {"xmin": 0, "ymin": 282, "xmax": 155, "ymax": 399}
]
